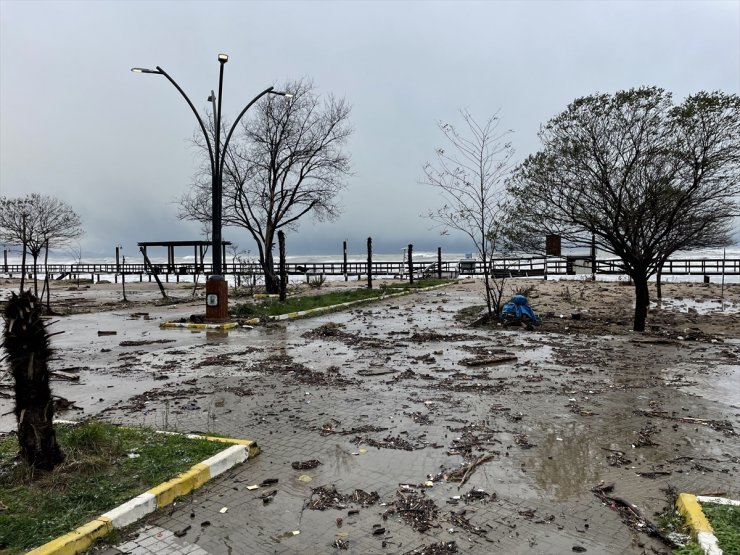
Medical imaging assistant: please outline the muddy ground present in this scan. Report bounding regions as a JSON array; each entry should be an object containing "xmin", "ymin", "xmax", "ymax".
[{"xmin": 1, "ymin": 277, "xmax": 738, "ymax": 554}]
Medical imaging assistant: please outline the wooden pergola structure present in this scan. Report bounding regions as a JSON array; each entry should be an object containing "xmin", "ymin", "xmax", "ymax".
[{"xmin": 137, "ymin": 240, "xmax": 231, "ymax": 273}]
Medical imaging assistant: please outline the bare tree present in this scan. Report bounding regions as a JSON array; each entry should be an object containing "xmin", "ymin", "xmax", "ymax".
[
  {"xmin": 422, "ymin": 110, "xmax": 516, "ymax": 319},
  {"xmin": 0, "ymin": 194, "xmax": 83, "ymax": 296},
  {"xmin": 509, "ymin": 87, "xmax": 740, "ymax": 331},
  {"xmin": 180, "ymin": 78, "xmax": 352, "ymax": 293}
]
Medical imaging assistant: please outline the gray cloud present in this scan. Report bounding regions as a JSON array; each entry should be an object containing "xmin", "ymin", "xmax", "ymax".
[{"xmin": 1, "ymin": 0, "xmax": 738, "ymax": 258}]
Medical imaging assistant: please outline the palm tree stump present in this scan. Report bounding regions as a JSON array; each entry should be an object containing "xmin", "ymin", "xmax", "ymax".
[{"xmin": 2, "ymin": 291, "xmax": 64, "ymax": 470}]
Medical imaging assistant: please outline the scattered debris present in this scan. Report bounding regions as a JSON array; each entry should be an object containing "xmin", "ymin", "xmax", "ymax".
[
  {"xmin": 292, "ymin": 459, "xmax": 322, "ymax": 470},
  {"xmin": 332, "ymin": 538, "xmax": 349, "ymax": 549},
  {"xmin": 393, "ymin": 488, "xmax": 439, "ymax": 532},
  {"xmin": 402, "ymin": 541, "xmax": 458, "ymax": 554},
  {"xmin": 305, "ymin": 485, "xmax": 380, "ymax": 511},
  {"xmin": 320, "ymin": 423, "xmax": 388, "ymax": 436},
  {"xmin": 259, "ymin": 490, "xmax": 277, "ymax": 503},
  {"xmin": 633, "ymin": 410, "xmax": 735, "ymax": 436},
  {"xmin": 358, "ymin": 434, "xmax": 419, "ymax": 451},
  {"xmin": 632, "ymin": 422, "xmax": 660, "ymax": 447},
  {"xmin": 591, "ymin": 482, "xmax": 675, "ymax": 547},
  {"xmin": 601, "ymin": 448, "xmax": 631, "ymax": 467},
  {"xmin": 567, "ymin": 400, "xmax": 597, "ymax": 416},
  {"xmin": 513, "ymin": 433, "xmax": 536, "ymax": 449},
  {"xmin": 448, "ymin": 509, "xmax": 487, "ymax": 537},
  {"xmin": 119, "ymin": 339, "xmax": 175, "ymax": 347},
  {"xmin": 459, "ymin": 354, "xmax": 517, "ymax": 367},
  {"xmin": 173, "ymin": 525, "xmax": 191, "ymax": 537}
]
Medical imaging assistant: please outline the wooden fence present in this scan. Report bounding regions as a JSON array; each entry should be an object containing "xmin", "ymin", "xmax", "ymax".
[{"xmin": 1, "ymin": 256, "xmax": 738, "ymax": 280}]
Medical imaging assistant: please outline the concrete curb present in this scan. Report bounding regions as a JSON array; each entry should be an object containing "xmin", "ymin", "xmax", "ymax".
[
  {"xmin": 157, "ymin": 282, "xmax": 454, "ymax": 329},
  {"xmin": 26, "ymin": 430, "xmax": 258, "ymax": 555},
  {"xmin": 159, "ymin": 321, "xmax": 239, "ymax": 330},
  {"xmin": 240, "ymin": 281, "xmax": 455, "ymax": 326},
  {"xmin": 676, "ymin": 493, "xmax": 739, "ymax": 555}
]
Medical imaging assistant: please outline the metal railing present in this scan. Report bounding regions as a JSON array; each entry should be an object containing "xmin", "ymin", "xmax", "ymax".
[{"xmin": 1, "ymin": 257, "xmax": 738, "ymax": 278}]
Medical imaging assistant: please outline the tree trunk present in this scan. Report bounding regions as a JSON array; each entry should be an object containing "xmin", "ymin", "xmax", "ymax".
[
  {"xmin": 263, "ymin": 249, "xmax": 279, "ymax": 294},
  {"xmin": 632, "ymin": 273, "xmax": 650, "ymax": 332},
  {"xmin": 278, "ymin": 230, "xmax": 287, "ymax": 302},
  {"xmin": 656, "ymin": 268, "xmax": 663, "ymax": 301},
  {"xmin": 2, "ymin": 291, "xmax": 64, "ymax": 470},
  {"xmin": 32, "ymin": 252, "xmax": 40, "ymax": 297},
  {"xmin": 481, "ymin": 256, "xmax": 493, "ymax": 317}
]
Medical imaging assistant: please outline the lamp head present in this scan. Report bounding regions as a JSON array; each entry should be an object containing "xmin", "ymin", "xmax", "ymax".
[
  {"xmin": 131, "ymin": 67, "xmax": 162, "ymax": 75},
  {"xmin": 218, "ymin": 53, "xmax": 229, "ymax": 63}
]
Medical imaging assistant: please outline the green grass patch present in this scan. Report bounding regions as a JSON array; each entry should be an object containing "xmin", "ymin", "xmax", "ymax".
[
  {"xmin": 0, "ymin": 421, "xmax": 227, "ymax": 554},
  {"xmin": 232, "ymin": 279, "xmax": 454, "ymax": 318},
  {"xmin": 703, "ymin": 503, "xmax": 740, "ymax": 554},
  {"xmin": 671, "ymin": 503, "xmax": 740, "ymax": 555}
]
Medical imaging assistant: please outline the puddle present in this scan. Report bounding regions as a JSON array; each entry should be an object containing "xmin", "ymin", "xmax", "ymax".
[
  {"xmin": 654, "ymin": 297, "xmax": 739, "ymax": 315},
  {"xmin": 682, "ymin": 363, "xmax": 740, "ymax": 407}
]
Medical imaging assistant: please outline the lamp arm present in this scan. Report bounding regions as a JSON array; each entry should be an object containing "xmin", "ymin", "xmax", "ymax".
[
  {"xmin": 156, "ymin": 66, "xmax": 216, "ymax": 178},
  {"xmin": 219, "ymin": 87, "xmax": 275, "ymax": 179}
]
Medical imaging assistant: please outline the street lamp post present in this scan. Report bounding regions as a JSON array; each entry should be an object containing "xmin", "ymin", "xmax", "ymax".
[{"xmin": 132, "ymin": 55, "xmax": 291, "ymax": 321}]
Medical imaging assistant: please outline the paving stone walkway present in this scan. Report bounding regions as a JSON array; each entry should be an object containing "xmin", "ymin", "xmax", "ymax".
[{"xmin": 64, "ymin": 281, "xmax": 738, "ymax": 554}]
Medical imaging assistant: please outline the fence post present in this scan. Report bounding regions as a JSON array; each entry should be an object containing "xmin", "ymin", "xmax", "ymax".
[
  {"xmin": 367, "ymin": 237, "xmax": 373, "ymax": 290},
  {"xmin": 408, "ymin": 244, "xmax": 414, "ymax": 284},
  {"xmin": 437, "ymin": 247, "xmax": 442, "ymax": 279},
  {"xmin": 591, "ymin": 233, "xmax": 596, "ymax": 281},
  {"xmin": 343, "ymin": 240, "xmax": 348, "ymax": 282}
]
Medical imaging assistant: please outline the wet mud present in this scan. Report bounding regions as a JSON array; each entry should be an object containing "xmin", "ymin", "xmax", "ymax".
[{"xmin": 1, "ymin": 278, "xmax": 738, "ymax": 554}]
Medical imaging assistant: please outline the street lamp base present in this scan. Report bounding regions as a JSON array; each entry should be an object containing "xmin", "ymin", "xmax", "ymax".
[{"xmin": 205, "ymin": 276, "xmax": 229, "ymax": 322}]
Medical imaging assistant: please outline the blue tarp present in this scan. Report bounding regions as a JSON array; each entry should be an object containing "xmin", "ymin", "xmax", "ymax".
[{"xmin": 500, "ymin": 294, "xmax": 541, "ymax": 324}]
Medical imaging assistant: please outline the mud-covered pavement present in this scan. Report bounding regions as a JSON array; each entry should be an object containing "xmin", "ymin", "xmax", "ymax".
[{"xmin": 2, "ymin": 279, "xmax": 739, "ymax": 554}]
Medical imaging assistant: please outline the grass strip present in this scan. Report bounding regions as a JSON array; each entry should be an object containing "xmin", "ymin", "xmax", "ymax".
[
  {"xmin": 233, "ymin": 279, "xmax": 453, "ymax": 318},
  {"xmin": 0, "ymin": 421, "xmax": 226, "ymax": 554},
  {"xmin": 673, "ymin": 502, "xmax": 740, "ymax": 555},
  {"xmin": 702, "ymin": 503, "xmax": 740, "ymax": 554}
]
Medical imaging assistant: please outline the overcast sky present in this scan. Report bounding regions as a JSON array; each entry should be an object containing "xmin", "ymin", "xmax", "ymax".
[{"xmin": 1, "ymin": 0, "xmax": 738, "ymax": 259}]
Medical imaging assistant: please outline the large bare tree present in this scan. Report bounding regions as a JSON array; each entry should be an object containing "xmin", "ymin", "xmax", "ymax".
[
  {"xmin": 509, "ymin": 87, "xmax": 740, "ymax": 331},
  {"xmin": 180, "ymin": 78, "xmax": 352, "ymax": 293},
  {"xmin": 0, "ymin": 194, "xmax": 83, "ymax": 296},
  {"xmin": 422, "ymin": 110, "xmax": 516, "ymax": 319}
]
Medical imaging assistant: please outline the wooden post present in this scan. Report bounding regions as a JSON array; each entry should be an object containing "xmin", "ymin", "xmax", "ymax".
[
  {"xmin": 122, "ymin": 255, "xmax": 127, "ymax": 302},
  {"xmin": 343, "ymin": 240, "xmax": 348, "ymax": 282},
  {"xmin": 140, "ymin": 247, "xmax": 168, "ymax": 299},
  {"xmin": 367, "ymin": 237, "xmax": 373, "ymax": 289},
  {"xmin": 437, "ymin": 247, "xmax": 442, "ymax": 279},
  {"xmin": 278, "ymin": 230, "xmax": 287, "ymax": 302},
  {"xmin": 3, "ymin": 249, "xmax": 6, "ymax": 273},
  {"xmin": 408, "ymin": 244, "xmax": 414, "ymax": 284},
  {"xmin": 591, "ymin": 233, "xmax": 596, "ymax": 281}
]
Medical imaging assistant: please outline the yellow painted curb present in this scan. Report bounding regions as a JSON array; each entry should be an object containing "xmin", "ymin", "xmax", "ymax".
[
  {"xmin": 244, "ymin": 281, "xmax": 456, "ymax": 325},
  {"xmin": 677, "ymin": 493, "xmax": 714, "ymax": 534},
  {"xmin": 27, "ymin": 426, "xmax": 259, "ymax": 555},
  {"xmin": 26, "ymin": 517, "xmax": 113, "ymax": 555},
  {"xmin": 160, "ymin": 321, "xmax": 238, "ymax": 330},
  {"xmin": 148, "ymin": 463, "xmax": 211, "ymax": 508},
  {"xmin": 202, "ymin": 436, "xmax": 261, "ymax": 458}
]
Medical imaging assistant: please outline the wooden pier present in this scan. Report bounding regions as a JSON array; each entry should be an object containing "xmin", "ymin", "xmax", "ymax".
[{"xmin": 1, "ymin": 256, "xmax": 738, "ymax": 282}]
